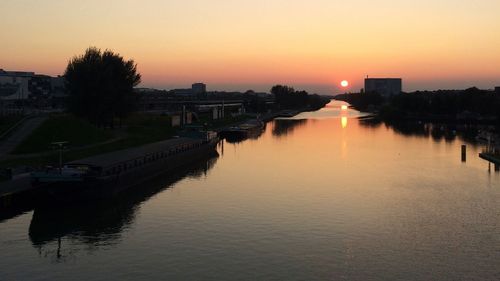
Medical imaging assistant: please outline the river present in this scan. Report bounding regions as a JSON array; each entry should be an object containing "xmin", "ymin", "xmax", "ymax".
[{"xmin": 1, "ymin": 100, "xmax": 499, "ymax": 281}]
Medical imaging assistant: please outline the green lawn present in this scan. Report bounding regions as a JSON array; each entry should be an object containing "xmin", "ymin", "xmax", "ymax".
[
  {"xmin": 0, "ymin": 113, "xmax": 247, "ymax": 170},
  {"xmin": 13, "ymin": 115, "xmax": 113, "ymax": 154},
  {"xmin": 124, "ymin": 113, "xmax": 175, "ymax": 143},
  {"xmin": 0, "ymin": 113, "xmax": 176, "ymax": 169}
]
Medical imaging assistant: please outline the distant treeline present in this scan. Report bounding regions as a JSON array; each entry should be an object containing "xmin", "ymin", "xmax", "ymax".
[
  {"xmin": 271, "ymin": 85, "xmax": 330, "ymax": 110},
  {"xmin": 334, "ymin": 93, "xmax": 384, "ymax": 112},
  {"xmin": 336, "ymin": 87, "xmax": 500, "ymax": 125}
]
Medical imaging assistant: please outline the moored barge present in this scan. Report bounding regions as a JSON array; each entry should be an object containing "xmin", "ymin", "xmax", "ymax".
[
  {"xmin": 219, "ymin": 119, "xmax": 264, "ymax": 141},
  {"xmin": 31, "ymin": 132, "xmax": 219, "ymax": 200}
]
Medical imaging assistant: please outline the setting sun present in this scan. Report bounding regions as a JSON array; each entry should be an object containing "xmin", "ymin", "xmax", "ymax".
[{"xmin": 341, "ymin": 80, "xmax": 349, "ymax": 88}]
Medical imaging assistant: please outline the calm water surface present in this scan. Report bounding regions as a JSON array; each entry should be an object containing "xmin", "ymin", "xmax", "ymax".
[{"xmin": 1, "ymin": 101, "xmax": 500, "ymax": 281}]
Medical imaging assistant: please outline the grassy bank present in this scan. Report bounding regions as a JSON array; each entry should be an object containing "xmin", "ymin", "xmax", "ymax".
[
  {"xmin": 0, "ymin": 113, "xmax": 252, "ymax": 171},
  {"xmin": 13, "ymin": 115, "xmax": 113, "ymax": 154},
  {"xmin": 1, "ymin": 114, "xmax": 175, "ymax": 169},
  {"xmin": 0, "ymin": 115, "xmax": 25, "ymax": 138}
]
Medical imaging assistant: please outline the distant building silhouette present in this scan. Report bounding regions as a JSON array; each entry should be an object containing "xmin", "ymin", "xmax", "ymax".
[
  {"xmin": 172, "ymin": 82, "xmax": 207, "ymax": 97},
  {"xmin": 364, "ymin": 78, "xmax": 402, "ymax": 97},
  {"xmin": 192, "ymin": 83, "xmax": 206, "ymax": 94},
  {"xmin": 495, "ymin": 86, "xmax": 500, "ymax": 94}
]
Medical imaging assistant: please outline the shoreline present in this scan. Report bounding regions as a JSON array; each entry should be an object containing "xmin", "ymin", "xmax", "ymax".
[{"xmin": 0, "ymin": 104, "xmax": 329, "ymax": 202}]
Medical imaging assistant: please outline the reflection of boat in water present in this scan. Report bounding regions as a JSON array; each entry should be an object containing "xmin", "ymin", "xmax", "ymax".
[
  {"xmin": 272, "ymin": 119, "xmax": 307, "ymax": 138},
  {"xmin": 31, "ymin": 132, "xmax": 219, "ymax": 201},
  {"xmin": 220, "ymin": 119, "xmax": 264, "ymax": 143},
  {"xmin": 29, "ymin": 154, "xmax": 219, "ymax": 250}
]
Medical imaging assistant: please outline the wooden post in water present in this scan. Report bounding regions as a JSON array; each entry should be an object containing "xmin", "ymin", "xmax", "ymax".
[{"xmin": 461, "ymin": 145, "xmax": 467, "ymax": 162}]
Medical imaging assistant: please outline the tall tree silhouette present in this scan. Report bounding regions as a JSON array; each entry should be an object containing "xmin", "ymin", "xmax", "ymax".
[{"xmin": 64, "ymin": 47, "xmax": 141, "ymax": 127}]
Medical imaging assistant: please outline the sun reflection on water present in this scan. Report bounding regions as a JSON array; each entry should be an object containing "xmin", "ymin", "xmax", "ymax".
[{"xmin": 341, "ymin": 116, "xmax": 348, "ymax": 128}]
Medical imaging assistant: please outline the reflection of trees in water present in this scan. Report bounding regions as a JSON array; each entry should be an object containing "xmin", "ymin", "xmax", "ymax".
[
  {"xmin": 359, "ymin": 117, "xmax": 480, "ymax": 143},
  {"xmin": 390, "ymin": 122, "xmax": 432, "ymax": 138},
  {"xmin": 272, "ymin": 119, "xmax": 307, "ymax": 138},
  {"xmin": 358, "ymin": 117, "xmax": 384, "ymax": 129},
  {"xmin": 248, "ymin": 124, "xmax": 266, "ymax": 140},
  {"xmin": 29, "ymin": 154, "xmax": 219, "ymax": 262}
]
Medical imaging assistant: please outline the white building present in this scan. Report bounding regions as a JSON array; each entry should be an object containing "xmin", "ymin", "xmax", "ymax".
[
  {"xmin": 0, "ymin": 70, "xmax": 33, "ymax": 100},
  {"xmin": 0, "ymin": 69, "xmax": 65, "ymax": 101},
  {"xmin": 364, "ymin": 78, "xmax": 402, "ymax": 97}
]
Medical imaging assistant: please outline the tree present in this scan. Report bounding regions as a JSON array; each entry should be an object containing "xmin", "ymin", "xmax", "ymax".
[{"xmin": 64, "ymin": 47, "xmax": 141, "ymax": 127}]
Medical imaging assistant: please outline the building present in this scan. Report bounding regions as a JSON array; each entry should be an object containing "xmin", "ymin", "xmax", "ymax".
[
  {"xmin": 364, "ymin": 78, "xmax": 402, "ymax": 97},
  {"xmin": 495, "ymin": 87, "xmax": 500, "ymax": 94},
  {"xmin": 0, "ymin": 69, "xmax": 65, "ymax": 104},
  {"xmin": 0, "ymin": 70, "xmax": 33, "ymax": 100},
  {"xmin": 192, "ymin": 83, "xmax": 206, "ymax": 94},
  {"xmin": 171, "ymin": 83, "xmax": 207, "ymax": 98}
]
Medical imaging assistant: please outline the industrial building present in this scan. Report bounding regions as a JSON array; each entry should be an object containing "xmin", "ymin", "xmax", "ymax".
[
  {"xmin": 364, "ymin": 78, "xmax": 402, "ymax": 97},
  {"xmin": 0, "ymin": 69, "xmax": 66, "ymax": 110}
]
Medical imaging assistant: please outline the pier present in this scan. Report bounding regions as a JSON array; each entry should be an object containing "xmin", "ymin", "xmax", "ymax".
[{"xmin": 479, "ymin": 152, "xmax": 500, "ymax": 165}]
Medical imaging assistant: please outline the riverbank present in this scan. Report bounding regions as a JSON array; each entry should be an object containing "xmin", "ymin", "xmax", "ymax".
[
  {"xmin": 1, "ymin": 103, "xmax": 321, "ymax": 210},
  {"xmin": 0, "ymin": 108, "xmax": 309, "ymax": 209},
  {"xmin": 334, "ymin": 91, "xmax": 500, "ymax": 126},
  {"xmin": 0, "ymin": 104, "xmax": 324, "ymax": 185},
  {"xmin": 333, "ymin": 93, "xmax": 500, "ymax": 146}
]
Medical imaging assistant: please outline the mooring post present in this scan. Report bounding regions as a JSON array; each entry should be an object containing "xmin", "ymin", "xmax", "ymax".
[{"xmin": 461, "ymin": 145, "xmax": 466, "ymax": 162}]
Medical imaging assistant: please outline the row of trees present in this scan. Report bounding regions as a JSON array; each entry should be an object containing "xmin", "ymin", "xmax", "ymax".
[
  {"xmin": 271, "ymin": 85, "xmax": 328, "ymax": 110},
  {"xmin": 335, "ymin": 88, "xmax": 500, "ymax": 125},
  {"xmin": 334, "ymin": 93, "xmax": 384, "ymax": 112},
  {"xmin": 389, "ymin": 88, "xmax": 500, "ymax": 116}
]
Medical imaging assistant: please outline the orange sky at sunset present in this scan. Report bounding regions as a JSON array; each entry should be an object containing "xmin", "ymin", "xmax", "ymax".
[{"xmin": 1, "ymin": 0, "xmax": 499, "ymax": 93}]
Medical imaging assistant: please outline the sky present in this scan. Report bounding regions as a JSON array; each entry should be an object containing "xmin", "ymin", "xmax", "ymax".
[{"xmin": 1, "ymin": 0, "xmax": 499, "ymax": 94}]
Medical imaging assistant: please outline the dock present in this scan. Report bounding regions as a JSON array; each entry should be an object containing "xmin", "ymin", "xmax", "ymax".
[{"xmin": 479, "ymin": 152, "xmax": 500, "ymax": 165}]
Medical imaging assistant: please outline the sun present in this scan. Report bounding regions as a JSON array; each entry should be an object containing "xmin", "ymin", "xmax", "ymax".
[{"xmin": 340, "ymin": 80, "xmax": 349, "ymax": 88}]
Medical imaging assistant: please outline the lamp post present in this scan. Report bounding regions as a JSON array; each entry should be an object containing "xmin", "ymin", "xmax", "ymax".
[{"xmin": 51, "ymin": 141, "xmax": 68, "ymax": 173}]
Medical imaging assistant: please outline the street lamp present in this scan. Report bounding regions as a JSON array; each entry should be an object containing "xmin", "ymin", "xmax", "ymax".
[{"xmin": 51, "ymin": 141, "xmax": 68, "ymax": 173}]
